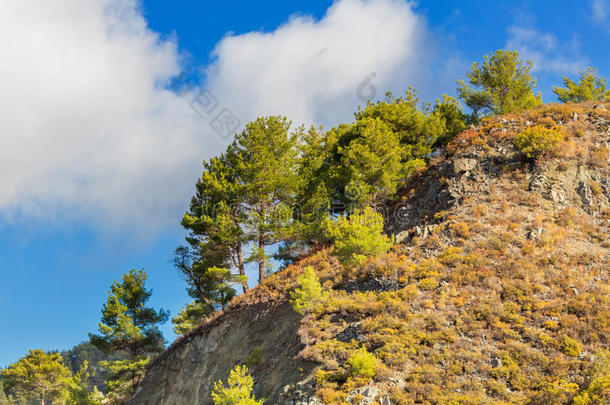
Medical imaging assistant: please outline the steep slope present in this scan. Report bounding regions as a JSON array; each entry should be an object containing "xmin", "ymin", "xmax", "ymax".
[
  {"xmin": 130, "ymin": 297, "xmax": 318, "ymax": 404},
  {"xmin": 131, "ymin": 102, "xmax": 610, "ymax": 405}
]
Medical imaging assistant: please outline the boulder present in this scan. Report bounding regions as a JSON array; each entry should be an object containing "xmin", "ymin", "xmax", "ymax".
[{"xmin": 453, "ymin": 158, "xmax": 478, "ymax": 173}]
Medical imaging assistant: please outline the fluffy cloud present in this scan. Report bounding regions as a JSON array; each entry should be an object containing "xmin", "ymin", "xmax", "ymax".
[
  {"xmin": 0, "ymin": 0, "xmax": 444, "ymax": 231},
  {"xmin": 0, "ymin": 0, "xmax": 219, "ymax": 229},
  {"xmin": 506, "ymin": 26, "xmax": 588, "ymax": 74},
  {"xmin": 205, "ymin": 0, "xmax": 434, "ymax": 126}
]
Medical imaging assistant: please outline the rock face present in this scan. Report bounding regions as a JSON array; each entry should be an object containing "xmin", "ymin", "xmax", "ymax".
[
  {"xmin": 385, "ymin": 107, "xmax": 610, "ymax": 241},
  {"xmin": 129, "ymin": 302, "xmax": 315, "ymax": 405}
]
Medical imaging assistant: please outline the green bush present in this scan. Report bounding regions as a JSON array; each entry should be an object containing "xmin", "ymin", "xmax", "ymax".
[
  {"xmin": 348, "ymin": 347, "xmax": 378, "ymax": 382},
  {"xmin": 513, "ymin": 125, "xmax": 563, "ymax": 158},
  {"xmin": 327, "ymin": 207, "xmax": 393, "ymax": 267},
  {"xmin": 290, "ymin": 266, "xmax": 328, "ymax": 315},
  {"xmin": 245, "ymin": 348, "xmax": 262, "ymax": 368},
  {"xmin": 211, "ymin": 365, "xmax": 263, "ymax": 405}
]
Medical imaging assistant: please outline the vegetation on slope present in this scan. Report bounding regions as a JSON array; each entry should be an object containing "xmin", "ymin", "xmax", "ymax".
[
  {"xmin": 3, "ymin": 50, "xmax": 610, "ymax": 405},
  {"xmin": 230, "ymin": 102, "xmax": 610, "ymax": 404}
]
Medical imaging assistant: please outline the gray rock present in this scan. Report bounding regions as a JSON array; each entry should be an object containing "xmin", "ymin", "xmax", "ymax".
[
  {"xmin": 346, "ymin": 386, "xmax": 380, "ymax": 405},
  {"xmin": 529, "ymin": 174, "xmax": 548, "ymax": 192},
  {"xmin": 578, "ymin": 181, "xmax": 593, "ymax": 207},
  {"xmin": 293, "ymin": 399, "xmax": 323, "ymax": 405},
  {"xmin": 379, "ymin": 395, "xmax": 392, "ymax": 405},
  {"xmin": 550, "ymin": 188, "xmax": 566, "ymax": 203},
  {"xmin": 337, "ymin": 324, "xmax": 364, "ymax": 343},
  {"xmin": 394, "ymin": 230, "xmax": 410, "ymax": 244},
  {"xmin": 341, "ymin": 278, "xmax": 405, "ymax": 294},
  {"xmin": 527, "ymin": 227, "xmax": 545, "ymax": 241},
  {"xmin": 453, "ymin": 158, "xmax": 478, "ymax": 173}
]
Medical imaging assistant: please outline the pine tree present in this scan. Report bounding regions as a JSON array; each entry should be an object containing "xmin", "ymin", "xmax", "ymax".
[
  {"xmin": 174, "ymin": 245, "xmax": 241, "ymax": 313},
  {"xmin": 232, "ymin": 116, "xmax": 301, "ymax": 284},
  {"xmin": 1, "ymin": 349, "xmax": 71, "ymax": 405},
  {"xmin": 171, "ymin": 300, "xmax": 211, "ymax": 336},
  {"xmin": 333, "ymin": 116, "xmax": 405, "ymax": 207},
  {"xmin": 89, "ymin": 269, "xmax": 168, "ymax": 402},
  {"xmin": 0, "ymin": 382, "xmax": 10, "ymax": 405},
  {"xmin": 354, "ymin": 89, "xmax": 443, "ymax": 170},
  {"xmin": 553, "ymin": 67, "xmax": 610, "ymax": 103},
  {"xmin": 433, "ymin": 94, "xmax": 469, "ymax": 145},
  {"xmin": 278, "ymin": 126, "xmax": 333, "ymax": 264},
  {"xmin": 327, "ymin": 207, "xmax": 393, "ymax": 267},
  {"xmin": 211, "ymin": 365, "xmax": 263, "ymax": 405},
  {"xmin": 290, "ymin": 266, "xmax": 328, "ymax": 315},
  {"xmin": 66, "ymin": 361, "xmax": 103, "ymax": 405},
  {"xmin": 178, "ymin": 116, "xmax": 300, "ymax": 319},
  {"xmin": 99, "ymin": 358, "xmax": 149, "ymax": 404},
  {"xmin": 457, "ymin": 50, "xmax": 542, "ymax": 118},
  {"xmin": 324, "ymin": 90, "xmax": 446, "ymax": 210},
  {"xmin": 181, "ymin": 153, "xmax": 249, "ymax": 293}
]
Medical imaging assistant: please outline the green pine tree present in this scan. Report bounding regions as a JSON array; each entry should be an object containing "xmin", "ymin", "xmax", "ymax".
[
  {"xmin": 231, "ymin": 116, "xmax": 302, "ymax": 284},
  {"xmin": 553, "ymin": 67, "xmax": 610, "ymax": 103},
  {"xmin": 433, "ymin": 94, "xmax": 469, "ymax": 145},
  {"xmin": 66, "ymin": 361, "xmax": 103, "ymax": 405},
  {"xmin": 181, "ymin": 153, "xmax": 250, "ymax": 294},
  {"xmin": 354, "ymin": 89, "xmax": 443, "ymax": 171},
  {"xmin": 290, "ymin": 266, "xmax": 328, "ymax": 315},
  {"xmin": 1, "ymin": 349, "xmax": 71, "ymax": 405},
  {"xmin": 89, "ymin": 269, "xmax": 168, "ymax": 402},
  {"xmin": 172, "ymin": 300, "xmax": 213, "ymax": 336},
  {"xmin": 211, "ymin": 365, "xmax": 263, "ymax": 405},
  {"xmin": 457, "ymin": 49, "xmax": 542, "ymax": 118},
  {"xmin": 99, "ymin": 358, "xmax": 149, "ymax": 404},
  {"xmin": 332, "ymin": 116, "xmax": 405, "ymax": 207},
  {"xmin": 173, "ymin": 245, "xmax": 241, "ymax": 312},
  {"xmin": 323, "ymin": 89, "xmax": 447, "ymax": 210},
  {"xmin": 280, "ymin": 126, "xmax": 333, "ymax": 263},
  {"xmin": 327, "ymin": 207, "xmax": 393, "ymax": 267},
  {"xmin": 0, "ymin": 381, "xmax": 12, "ymax": 405}
]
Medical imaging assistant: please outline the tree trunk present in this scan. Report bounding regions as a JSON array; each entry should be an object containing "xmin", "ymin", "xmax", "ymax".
[
  {"xmin": 258, "ymin": 233, "xmax": 265, "ymax": 284},
  {"xmin": 41, "ymin": 395, "xmax": 45, "ymax": 405},
  {"xmin": 257, "ymin": 203, "xmax": 267, "ymax": 285},
  {"xmin": 237, "ymin": 244, "xmax": 248, "ymax": 293}
]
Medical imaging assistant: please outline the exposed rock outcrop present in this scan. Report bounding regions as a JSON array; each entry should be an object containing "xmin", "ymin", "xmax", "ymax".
[{"xmin": 130, "ymin": 302, "xmax": 316, "ymax": 404}]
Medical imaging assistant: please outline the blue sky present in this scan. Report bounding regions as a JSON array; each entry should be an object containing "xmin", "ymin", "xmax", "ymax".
[{"xmin": 1, "ymin": 0, "xmax": 609, "ymax": 367}]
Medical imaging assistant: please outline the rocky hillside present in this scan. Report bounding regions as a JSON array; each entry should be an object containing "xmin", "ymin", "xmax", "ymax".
[{"xmin": 130, "ymin": 102, "xmax": 610, "ymax": 405}]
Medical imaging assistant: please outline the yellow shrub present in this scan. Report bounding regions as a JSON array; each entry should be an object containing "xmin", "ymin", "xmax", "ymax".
[
  {"xmin": 348, "ymin": 347, "xmax": 378, "ymax": 382},
  {"xmin": 513, "ymin": 125, "xmax": 563, "ymax": 158},
  {"xmin": 418, "ymin": 277, "xmax": 439, "ymax": 290},
  {"xmin": 561, "ymin": 335, "xmax": 583, "ymax": 357}
]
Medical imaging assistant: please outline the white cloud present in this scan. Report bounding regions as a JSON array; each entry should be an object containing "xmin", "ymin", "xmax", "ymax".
[
  {"xmin": 592, "ymin": 0, "xmax": 609, "ymax": 23},
  {"xmin": 506, "ymin": 26, "xmax": 589, "ymax": 74},
  {"xmin": 0, "ymin": 0, "xmax": 221, "ymax": 230},
  {"xmin": 205, "ymin": 0, "xmax": 437, "ymax": 126},
  {"xmin": 0, "ymin": 0, "xmax": 446, "ymax": 231}
]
